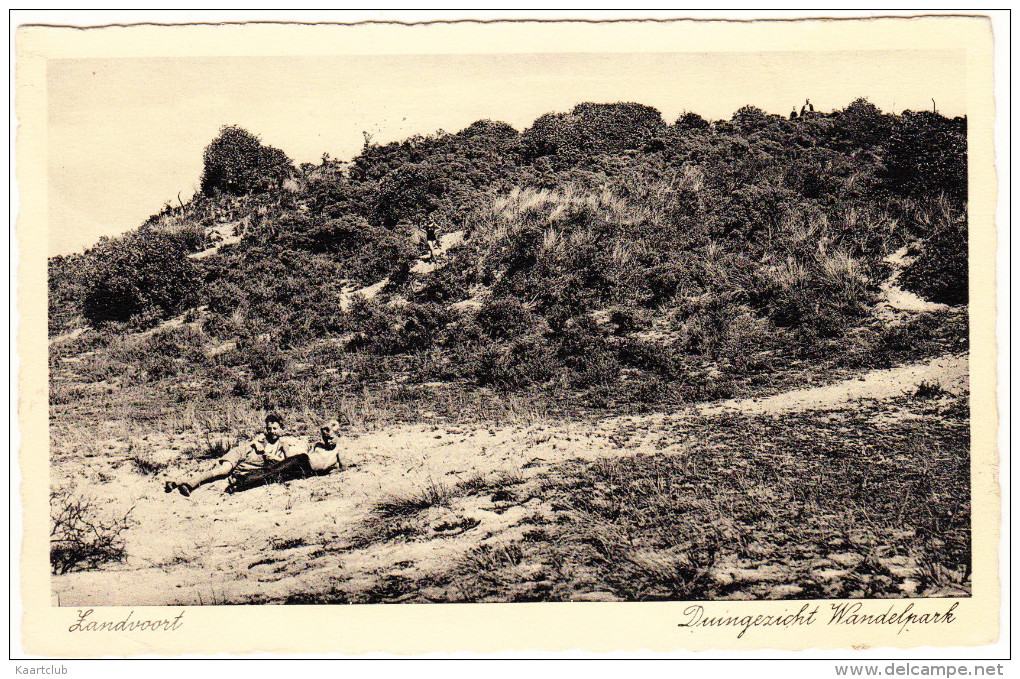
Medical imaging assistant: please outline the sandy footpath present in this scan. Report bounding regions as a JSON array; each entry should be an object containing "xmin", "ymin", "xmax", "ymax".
[{"xmin": 700, "ymin": 353, "xmax": 967, "ymax": 416}]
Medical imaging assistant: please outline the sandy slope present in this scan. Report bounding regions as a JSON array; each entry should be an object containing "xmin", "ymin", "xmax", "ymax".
[{"xmin": 51, "ymin": 350, "xmax": 967, "ymax": 606}]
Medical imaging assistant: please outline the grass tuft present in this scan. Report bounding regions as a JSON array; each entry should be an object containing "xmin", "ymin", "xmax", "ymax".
[{"xmin": 373, "ymin": 476, "xmax": 452, "ymax": 518}]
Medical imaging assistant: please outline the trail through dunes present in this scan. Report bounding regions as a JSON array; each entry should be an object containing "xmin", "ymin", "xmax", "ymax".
[
  {"xmin": 876, "ymin": 246, "xmax": 949, "ymax": 320},
  {"xmin": 699, "ymin": 353, "xmax": 967, "ymax": 416},
  {"xmin": 410, "ymin": 230, "xmax": 465, "ymax": 275},
  {"xmin": 338, "ymin": 230, "xmax": 466, "ymax": 310}
]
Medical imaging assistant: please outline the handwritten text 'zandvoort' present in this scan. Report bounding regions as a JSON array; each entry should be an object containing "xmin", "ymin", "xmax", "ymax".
[{"xmin": 68, "ymin": 609, "xmax": 185, "ymax": 632}]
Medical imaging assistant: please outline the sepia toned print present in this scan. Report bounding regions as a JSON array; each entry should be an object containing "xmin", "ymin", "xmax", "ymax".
[{"xmin": 18, "ymin": 16, "xmax": 997, "ymax": 655}]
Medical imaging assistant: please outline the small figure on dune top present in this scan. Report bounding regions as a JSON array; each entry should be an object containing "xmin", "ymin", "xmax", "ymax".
[
  {"xmin": 420, "ymin": 214, "xmax": 440, "ymax": 262},
  {"xmin": 164, "ymin": 412, "xmax": 347, "ymax": 497}
]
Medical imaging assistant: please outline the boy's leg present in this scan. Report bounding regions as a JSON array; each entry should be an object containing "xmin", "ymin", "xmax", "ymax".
[
  {"xmin": 167, "ymin": 445, "xmax": 243, "ymax": 495},
  {"xmin": 165, "ymin": 461, "xmax": 232, "ymax": 496},
  {"xmin": 272, "ymin": 454, "xmax": 314, "ymax": 484},
  {"xmin": 180, "ymin": 460, "xmax": 233, "ymax": 490}
]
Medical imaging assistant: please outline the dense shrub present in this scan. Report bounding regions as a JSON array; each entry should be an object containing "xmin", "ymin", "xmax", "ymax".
[
  {"xmin": 675, "ymin": 111, "xmax": 710, "ymax": 131},
  {"xmin": 348, "ymin": 121, "xmax": 521, "ymax": 234},
  {"xmin": 343, "ymin": 299, "xmax": 452, "ymax": 355},
  {"xmin": 344, "ymin": 298, "xmax": 402, "ymax": 352},
  {"xmin": 473, "ymin": 189, "xmax": 645, "ymax": 323},
  {"xmin": 747, "ymin": 249, "xmax": 871, "ymax": 339},
  {"xmin": 900, "ymin": 214, "xmax": 968, "ymax": 304},
  {"xmin": 139, "ymin": 353, "xmax": 180, "ymax": 381},
  {"xmin": 389, "ymin": 302, "xmax": 456, "ymax": 353},
  {"xmin": 731, "ymin": 105, "xmax": 770, "ymax": 133},
  {"xmin": 606, "ymin": 305, "xmax": 653, "ymax": 335},
  {"xmin": 475, "ymin": 298, "xmax": 547, "ymax": 340},
  {"xmin": 240, "ymin": 339, "xmax": 288, "ymax": 380},
  {"xmin": 520, "ymin": 102, "xmax": 665, "ymax": 163},
  {"xmin": 375, "ymin": 164, "xmax": 451, "ymax": 228},
  {"xmin": 203, "ymin": 245, "xmax": 365, "ymax": 342},
  {"xmin": 81, "ymin": 232, "xmax": 200, "ymax": 327},
  {"xmin": 828, "ymin": 98, "xmax": 894, "ymax": 152},
  {"xmin": 200, "ymin": 125, "xmax": 294, "ymax": 196},
  {"xmin": 474, "ymin": 336, "xmax": 558, "ymax": 388},
  {"xmin": 157, "ymin": 222, "xmax": 208, "ymax": 253},
  {"xmin": 557, "ymin": 316, "xmax": 620, "ymax": 387},
  {"xmin": 458, "ymin": 119, "xmax": 519, "ymax": 141},
  {"xmin": 129, "ymin": 326, "xmax": 207, "ymax": 363},
  {"xmin": 881, "ymin": 111, "xmax": 967, "ymax": 201},
  {"xmin": 407, "ymin": 252, "xmax": 474, "ymax": 304},
  {"xmin": 48, "ymin": 254, "xmax": 87, "ymax": 335}
]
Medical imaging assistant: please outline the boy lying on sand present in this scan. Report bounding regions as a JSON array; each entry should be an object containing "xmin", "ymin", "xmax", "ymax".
[{"xmin": 164, "ymin": 413, "xmax": 346, "ymax": 497}]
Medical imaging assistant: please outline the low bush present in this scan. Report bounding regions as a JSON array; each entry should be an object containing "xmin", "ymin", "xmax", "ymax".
[
  {"xmin": 474, "ymin": 336, "xmax": 558, "ymax": 388},
  {"xmin": 556, "ymin": 316, "xmax": 620, "ymax": 387},
  {"xmin": 390, "ymin": 303, "xmax": 456, "ymax": 354},
  {"xmin": 231, "ymin": 377, "xmax": 255, "ymax": 397},
  {"xmin": 242, "ymin": 340, "xmax": 288, "ymax": 380},
  {"xmin": 50, "ymin": 487, "xmax": 135, "ymax": 574},
  {"xmin": 616, "ymin": 338, "xmax": 689, "ymax": 379},
  {"xmin": 374, "ymin": 477, "xmax": 452, "ymax": 518},
  {"xmin": 343, "ymin": 298, "xmax": 401, "ymax": 352},
  {"xmin": 139, "ymin": 353, "xmax": 180, "ymax": 382},
  {"xmin": 256, "ymin": 378, "xmax": 309, "ymax": 409},
  {"xmin": 914, "ymin": 380, "xmax": 947, "ymax": 399},
  {"xmin": 747, "ymin": 249, "xmax": 871, "ymax": 339},
  {"xmin": 159, "ymin": 222, "xmax": 208, "ymax": 253},
  {"xmin": 75, "ymin": 355, "xmax": 127, "ymax": 384},
  {"xmin": 475, "ymin": 298, "xmax": 547, "ymax": 340},
  {"xmin": 606, "ymin": 304, "xmax": 653, "ymax": 335},
  {"xmin": 124, "ymin": 326, "xmax": 208, "ymax": 364},
  {"xmin": 566, "ymin": 349, "xmax": 621, "ymax": 389},
  {"xmin": 345, "ymin": 299, "xmax": 453, "ymax": 355}
]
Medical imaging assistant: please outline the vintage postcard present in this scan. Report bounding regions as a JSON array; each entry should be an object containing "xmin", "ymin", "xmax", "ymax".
[{"xmin": 16, "ymin": 15, "xmax": 998, "ymax": 656}]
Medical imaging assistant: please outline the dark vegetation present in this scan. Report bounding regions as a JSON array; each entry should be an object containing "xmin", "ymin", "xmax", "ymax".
[
  {"xmin": 49, "ymin": 99, "xmax": 968, "ymax": 415},
  {"xmin": 200, "ymin": 124, "xmax": 295, "ymax": 197}
]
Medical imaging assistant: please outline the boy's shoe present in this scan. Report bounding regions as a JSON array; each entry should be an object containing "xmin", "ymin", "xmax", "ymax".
[
  {"xmin": 164, "ymin": 480, "xmax": 177, "ymax": 494},
  {"xmin": 177, "ymin": 483, "xmax": 193, "ymax": 498}
]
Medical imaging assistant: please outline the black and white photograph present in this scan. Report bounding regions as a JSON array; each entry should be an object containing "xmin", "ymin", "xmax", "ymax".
[{"xmin": 17, "ymin": 13, "xmax": 1002, "ymax": 657}]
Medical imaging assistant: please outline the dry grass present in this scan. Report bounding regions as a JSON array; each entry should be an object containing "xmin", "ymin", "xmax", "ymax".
[
  {"xmin": 442, "ymin": 392, "xmax": 969, "ymax": 602},
  {"xmin": 373, "ymin": 476, "xmax": 453, "ymax": 519},
  {"xmin": 125, "ymin": 446, "xmax": 165, "ymax": 475}
]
